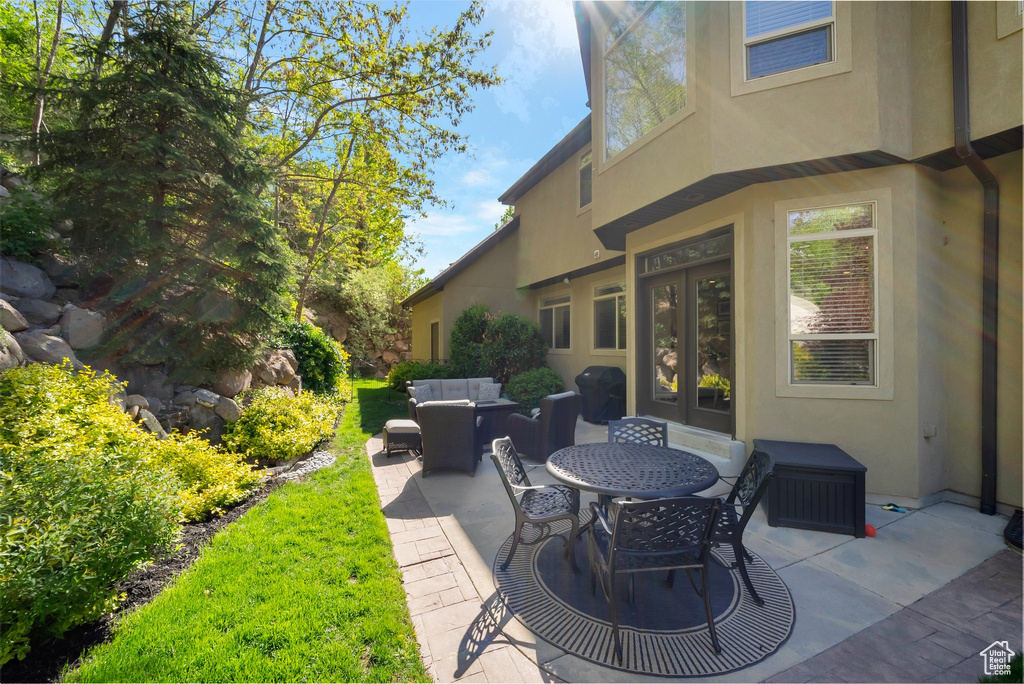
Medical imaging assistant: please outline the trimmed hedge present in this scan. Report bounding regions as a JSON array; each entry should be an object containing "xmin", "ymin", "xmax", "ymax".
[
  {"xmin": 223, "ymin": 387, "xmax": 340, "ymax": 464},
  {"xmin": 386, "ymin": 361, "xmax": 452, "ymax": 392},
  {"xmin": 505, "ymin": 367, "xmax": 565, "ymax": 414}
]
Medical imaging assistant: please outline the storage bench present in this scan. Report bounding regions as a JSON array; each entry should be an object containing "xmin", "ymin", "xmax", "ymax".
[{"xmin": 755, "ymin": 439, "xmax": 866, "ymax": 538}]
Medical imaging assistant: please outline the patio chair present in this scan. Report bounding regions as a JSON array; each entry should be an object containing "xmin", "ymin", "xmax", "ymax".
[
  {"xmin": 504, "ymin": 391, "xmax": 581, "ymax": 461},
  {"xmin": 491, "ymin": 436, "xmax": 580, "ymax": 571},
  {"xmin": 608, "ymin": 416, "xmax": 668, "ymax": 447},
  {"xmin": 416, "ymin": 401, "xmax": 481, "ymax": 477},
  {"xmin": 588, "ymin": 496, "xmax": 723, "ymax": 661},
  {"xmin": 708, "ymin": 449, "xmax": 775, "ymax": 606}
]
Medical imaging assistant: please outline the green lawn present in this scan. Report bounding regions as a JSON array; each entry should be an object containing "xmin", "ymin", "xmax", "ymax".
[{"xmin": 67, "ymin": 379, "xmax": 428, "ymax": 683}]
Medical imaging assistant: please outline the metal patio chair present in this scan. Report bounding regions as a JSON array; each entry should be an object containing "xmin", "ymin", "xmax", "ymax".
[
  {"xmin": 491, "ymin": 436, "xmax": 580, "ymax": 571},
  {"xmin": 608, "ymin": 416, "xmax": 668, "ymax": 447}
]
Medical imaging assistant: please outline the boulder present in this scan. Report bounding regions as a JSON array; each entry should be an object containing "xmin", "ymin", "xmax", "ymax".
[
  {"xmin": 14, "ymin": 330, "xmax": 82, "ymax": 368},
  {"xmin": 0, "ymin": 185, "xmax": 9, "ymax": 200},
  {"xmin": 253, "ymin": 357, "xmax": 274, "ymax": 385},
  {"xmin": 53, "ymin": 219, "xmax": 73, "ymax": 235},
  {"xmin": 1, "ymin": 175, "xmax": 24, "ymax": 192},
  {"xmin": 126, "ymin": 394, "xmax": 149, "ymax": 410},
  {"xmin": 53, "ymin": 288, "xmax": 84, "ymax": 306},
  {"xmin": 194, "ymin": 389, "xmax": 220, "ymax": 408},
  {"xmin": 109, "ymin": 386, "xmax": 127, "ymax": 411},
  {"xmin": 315, "ymin": 310, "xmax": 350, "ymax": 344},
  {"xmin": 394, "ymin": 339, "xmax": 410, "ymax": 353},
  {"xmin": 13, "ymin": 298, "xmax": 62, "ymax": 326},
  {"xmin": 212, "ymin": 369, "xmax": 251, "ymax": 398},
  {"xmin": 279, "ymin": 349, "xmax": 299, "ymax": 374},
  {"xmin": 157, "ymin": 408, "xmax": 190, "ymax": 433},
  {"xmin": 138, "ymin": 409, "xmax": 168, "ymax": 439},
  {"xmin": 190, "ymin": 404, "xmax": 225, "ymax": 445},
  {"xmin": 123, "ymin": 366, "xmax": 175, "ymax": 401},
  {"xmin": 37, "ymin": 254, "xmax": 78, "ymax": 287},
  {"xmin": 0, "ymin": 330, "xmax": 25, "ymax": 371},
  {"xmin": 127, "ymin": 405, "xmax": 140, "ymax": 420},
  {"xmin": 0, "ymin": 299, "xmax": 28, "ymax": 332},
  {"xmin": 60, "ymin": 306, "xmax": 105, "ymax": 349},
  {"xmin": 145, "ymin": 397, "xmax": 163, "ymax": 414},
  {"xmin": 265, "ymin": 349, "xmax": 295, "ymax": 385},
  {"xmin": 382, "ymin": 350, "xmax": 399, "ymax": 364},
  {"xmin": 174, "ymin": 390, "xmax": 198, "ymax": 408},
  {"xmin": 0, "ymin": 259, "xmax": 56, "ymax": 300},
  {"xmin": 214, "ymin": 396, "xmax": 241, "ymax": 422},
  {"xmin": 286, "ymin": 374, "xmax": 302, "ymax": 396}
]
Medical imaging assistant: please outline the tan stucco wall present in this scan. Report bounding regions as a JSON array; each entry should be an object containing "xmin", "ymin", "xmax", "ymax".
[
  {"xmin": 585, "ymin": 1, "xmax": 1022, "ymax": 229},
  {"xmin": 531, "ymin": 265, "xmax": 628, "ymax": 391},
  {"xmin": 409, "ymin": 292, "xmax": 443, "ymax": 362},
  {"xmin": 926, "ymin": 151, "xmax": 1022, "ymax": 508}
]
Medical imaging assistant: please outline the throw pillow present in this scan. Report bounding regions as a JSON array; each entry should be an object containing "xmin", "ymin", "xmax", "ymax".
[
  {"xmin": 409, "ymin": 385, "xmax": 433, "ymax": 402},
  {"xmin": 477, "ymin": 382, "xmax": 501, "ymax": 401}
]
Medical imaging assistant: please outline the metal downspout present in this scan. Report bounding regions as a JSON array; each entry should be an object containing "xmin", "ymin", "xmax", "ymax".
[{"xmin": 951, "ymin": 0, "xmax": 1000, "ymax": 515}]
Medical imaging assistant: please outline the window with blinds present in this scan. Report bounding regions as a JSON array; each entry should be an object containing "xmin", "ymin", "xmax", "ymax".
[
  {"xmin": 604, "ymin": 2, "xmax": 687, "ymax": 160},
  {"xmin": 593, "ymin": 283, "xmax": 626, "ymax": 351},
  {"xmin": 788, "ymin": 202, "xmax": 876, "ymax": 385},
  {"xmin": 579, "ymin": 150, "xmax": 592, "ymax": 209},
  {"xmin": 540, "ymin": 295, "xmax": 571, "ymax": 350},
  {"xmin": 744, "ymin": 1, "xmax": 834, "ymax": 80}
]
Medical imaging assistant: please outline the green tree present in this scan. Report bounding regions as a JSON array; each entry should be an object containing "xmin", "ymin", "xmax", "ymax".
[
  {"xmin": 494, "ymin": 204, "xmax": 514, "ymax": 230},
  {"xmin": 39, "ymin": 6, "xmax": 290, "ymax": 379}
]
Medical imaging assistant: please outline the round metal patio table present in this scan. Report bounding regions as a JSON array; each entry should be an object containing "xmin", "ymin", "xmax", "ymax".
[{"xmin": 545, "ymin": 443, "xmax": 720, "ymax": 499}]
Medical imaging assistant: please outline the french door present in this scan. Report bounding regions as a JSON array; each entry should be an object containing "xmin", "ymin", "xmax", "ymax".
[{"xmin": 639, "ymin": 236, "xmax": 733, "ymax": 434}]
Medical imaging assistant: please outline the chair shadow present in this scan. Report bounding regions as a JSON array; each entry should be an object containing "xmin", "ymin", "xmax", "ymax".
[{"xmin": 453, "ymin": 591, "xmax": 564, "ymax": 681}]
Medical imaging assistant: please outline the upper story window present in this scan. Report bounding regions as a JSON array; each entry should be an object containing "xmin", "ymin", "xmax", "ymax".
[
  {"xmin": 603, "ymin": 2, "xmax": 687, "ymax": 161},
  {"xmin": 744, "ymin": 1, "xmax": 835, "ymax": 79},
  {"xmin": 593, "ymin": 283, "xmax": 626, "ymax": 351},
  {"xmin": 540, "ymin": 295, "xmax": 571, "ymax": 351},
  {"xmin": 579, "ymin": 150, "xmax": 592, "ymax": 209},
  {"xmin": 787, "ymin": 202, "xmax": 876, "ymax": 386}
]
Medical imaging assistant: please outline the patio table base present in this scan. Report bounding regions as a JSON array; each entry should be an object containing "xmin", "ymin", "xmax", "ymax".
[{"xmin": 492, "ymin": 519, "xmax": 795, "ymax": 677}]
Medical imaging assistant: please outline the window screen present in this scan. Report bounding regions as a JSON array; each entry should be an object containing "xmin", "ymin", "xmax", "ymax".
[{"xmin": 745, "ymin": 1, "xmax": 834, "ymax": 80}]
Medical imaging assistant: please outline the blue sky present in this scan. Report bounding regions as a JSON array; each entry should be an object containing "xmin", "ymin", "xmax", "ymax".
[{"xmin": 402, "ymin": 0, "xmax": 590, "ymax": 279}]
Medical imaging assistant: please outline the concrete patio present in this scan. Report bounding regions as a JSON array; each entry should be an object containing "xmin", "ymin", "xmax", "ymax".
[{"xmin": 367, "ymin": 418, "xmax": 1019, "ymax": 683}]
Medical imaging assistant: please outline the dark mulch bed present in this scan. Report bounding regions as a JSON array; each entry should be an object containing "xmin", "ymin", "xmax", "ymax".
[{"xmin": 0, "ymin": 480, "xmax": 283, "ymax": 684}]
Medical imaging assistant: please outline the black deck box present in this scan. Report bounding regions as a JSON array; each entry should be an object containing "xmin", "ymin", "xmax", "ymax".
[{"xmin": 755, "ymin": 439, "xmax": 866, "ymax": 538}]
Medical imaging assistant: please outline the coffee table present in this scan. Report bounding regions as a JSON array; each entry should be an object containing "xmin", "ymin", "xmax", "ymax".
[{"xmin": 475, "ymin": 399, "xmax": 519, "ymax": 453}]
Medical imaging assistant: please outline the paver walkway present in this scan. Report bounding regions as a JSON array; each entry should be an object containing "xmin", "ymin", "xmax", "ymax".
[
  {"xmin": 367, "ymin": 435, "xmax": 561, "ymax": 683},
  {"xmin": 769, "ymin": 549, "xmax": 1022, "ymax": 683}
]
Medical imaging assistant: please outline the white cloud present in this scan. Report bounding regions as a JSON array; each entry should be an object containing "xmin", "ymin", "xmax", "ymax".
[
  {"xmin": 490, "ymin": 0, "xmax": 579, "ymax": 122},
  {"xmin": 461, "ymin": 168, "xmax": 494, "ymax": 187},
  {"xmin": 475, "ymin": 199, "xmax": 507, "ymax": 223},
  {"xmin": 406, "ymin": 213, "xmax": 481, "ymax": 238}
]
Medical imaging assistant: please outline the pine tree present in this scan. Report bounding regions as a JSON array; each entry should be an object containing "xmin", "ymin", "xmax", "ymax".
[{"xmin": 40, "ymin": 6, "xmax": 290, "ymax": 379}]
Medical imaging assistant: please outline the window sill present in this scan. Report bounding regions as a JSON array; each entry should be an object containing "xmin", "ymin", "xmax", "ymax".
[
  {"xmin": 776, "ymin": 383, "xmax": 893, "ymax": 401},
  {"xmin": 590, "ymin": 348, "xmax": 627, "ymax": 357},
  {"xmin": 546, "ymin": 348, "xmax": 573, "ymax": 356}
]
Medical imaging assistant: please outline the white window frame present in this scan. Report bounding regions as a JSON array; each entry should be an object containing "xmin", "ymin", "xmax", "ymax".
[
  {"xmin": 598, "ymin": 2, "xmax": 696, "ymax": 169},
  {"xmin": 577, "ymin": 147, "xmax": 593, "ymax": 214},
  {"xmin": 730, "ymin": 2, "xmax": 852, "ymax": 97},
  {"xmin": 774, "ymin": 189, "xmax": 893, "ymax": 400},
  {"xmin": 592, "ymin": 281, "xmax": 627, "ymax": 354},
  {"xmin": 539, "ymin": 294, "xmax": 572, "ymax": 353}
]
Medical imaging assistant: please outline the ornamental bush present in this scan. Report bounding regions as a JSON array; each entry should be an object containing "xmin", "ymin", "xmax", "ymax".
[
  {"xmin": 482, "ymin": 312, "xmax": 547, "ymax": 385},
  {"xmin": 386, "ymin": 361, "xmax": 452, "ymax": 391},
  {"xmin": 448, "ymin": 304, "xmax": 489, "ymax": 378},
  {"xmin": 0, "ymin": 363, "xmax": 179, "ymax": 665},
  {"xmin": 277, "ymin": 321, "xmax": 349, "ymax": 396},
  {"xmin": 148, "ymin": 432, "xmax": 265, "ymax": 523},
  {"xmin": 223, "ymin": 387, "xmax": 340, "ymax": 464},
  {"xmin": 505, "ymin": 367, "xmax": 565, "ymax": 414}
]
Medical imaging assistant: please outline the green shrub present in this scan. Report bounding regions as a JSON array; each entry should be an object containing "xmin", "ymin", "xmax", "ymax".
[
  {"xmin": 506, "ymin": 367, "xmax": 566, "ymax": 414},
  {"xmin": 223, "ymin": 387, "xmax": 340, "ymax": 464},
  {"xmin": 386, "ymin": 360, "xmax": 452, "ymax": 391},
  {"xmin": 149, "ymin": 431, "xmax": 265, "ymax": 523},
  {"xmin": 448, "ymin": 304, "xmax": 490, "ymax": 378},
  {"xmin": 0, "ymin": 187, "xmax": 57, "ymax": 261},
  {"xmin": 277, "ymin": 322, "xmax": 349, "ymax": 396},
  {"xmin": 482, "ymin": 312, "xmax": 547, "ymax": 385},
  {"xmin": 0, "ymin": 363, "xmax": 180, "ymax": 665}
]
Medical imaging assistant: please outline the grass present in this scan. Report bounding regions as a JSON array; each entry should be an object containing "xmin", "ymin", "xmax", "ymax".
[{"xmin": 66, "ymin": 379, "xmax": 427, "ymax": 683}]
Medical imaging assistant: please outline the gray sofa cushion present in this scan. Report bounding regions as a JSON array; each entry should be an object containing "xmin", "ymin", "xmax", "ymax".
[
  {"xmin": 411, "ymin": 378, "xmax": 443, "ymax": 397},
  {"xmin": 441, "ymin": 378, "xmax": 470, "ymax": 400}
]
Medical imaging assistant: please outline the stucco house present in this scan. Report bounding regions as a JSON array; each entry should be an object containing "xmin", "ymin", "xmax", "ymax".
[{"xmin": 403, "ymin": 1, "xmax": 1022, "ymax": 513}]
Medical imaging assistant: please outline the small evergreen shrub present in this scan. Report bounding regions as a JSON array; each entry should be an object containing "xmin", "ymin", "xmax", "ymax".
[
  {"xmin": 223, "ymin": 387, "xmax": 340, "ymax": 464},
  {"xmin": 448, "ymin": 304, "xmax": 490, "ymax": 378},
  {"xmin": 506, "ymin": 367, "xmax": 566, "ymax": 414},
  {"xmin": 0, "ymin": 363, "xmax": 179, "ymax": 665},
  {"xmin": 386, "ymin": 361, "xmax": 452, "ymax": 391},
  {"xmin": 149, "ymin": 432, "xmax": 265, "ymax": 523},
  {"xmin": 482, "ymin": 312, "xmax": 547, "ymax": 385},
  {"xmin": 278, "ymin": 321, "xmax": 349, "ymax": 396}
]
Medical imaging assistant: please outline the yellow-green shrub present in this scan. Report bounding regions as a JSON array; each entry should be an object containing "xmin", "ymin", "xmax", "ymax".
[
  {"xmin": 0, "ymin": 363, "xmax": 179, "ymax": 665},
  {"xmin": 223, "ymin": 387, "xmax": 340, "ymax": 464},
  {"xmin": 149, "ymin": 431, "xmax": 266, "ymax": 522}
]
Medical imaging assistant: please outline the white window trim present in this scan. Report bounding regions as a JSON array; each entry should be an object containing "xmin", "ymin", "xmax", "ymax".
[
  {"xmin": 539, "ymin": 293, "xmax": 572, "ymax": 354},
  {"xmin": 596, "ymin": 2, "xmax": 696, "ymax": 172},
  {"xmin": 730, "ymin": 1, "xmax": 852, "ymax": 97},
  {"xmin": 577, "ymin": 147, "xmax": 593, "ymax": 216},
  {"xmin": 774, "ymin": 189, "xmax": 893, "ymax": 400},
  {"xmin": 591, "ymin": 280, "xmax": 627, "ymax": 355}
]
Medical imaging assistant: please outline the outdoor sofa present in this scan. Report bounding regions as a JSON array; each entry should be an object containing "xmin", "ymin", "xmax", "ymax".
[{"xmin": 406, "ymin": 377, "xmax": 497, "ymax": 420}]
